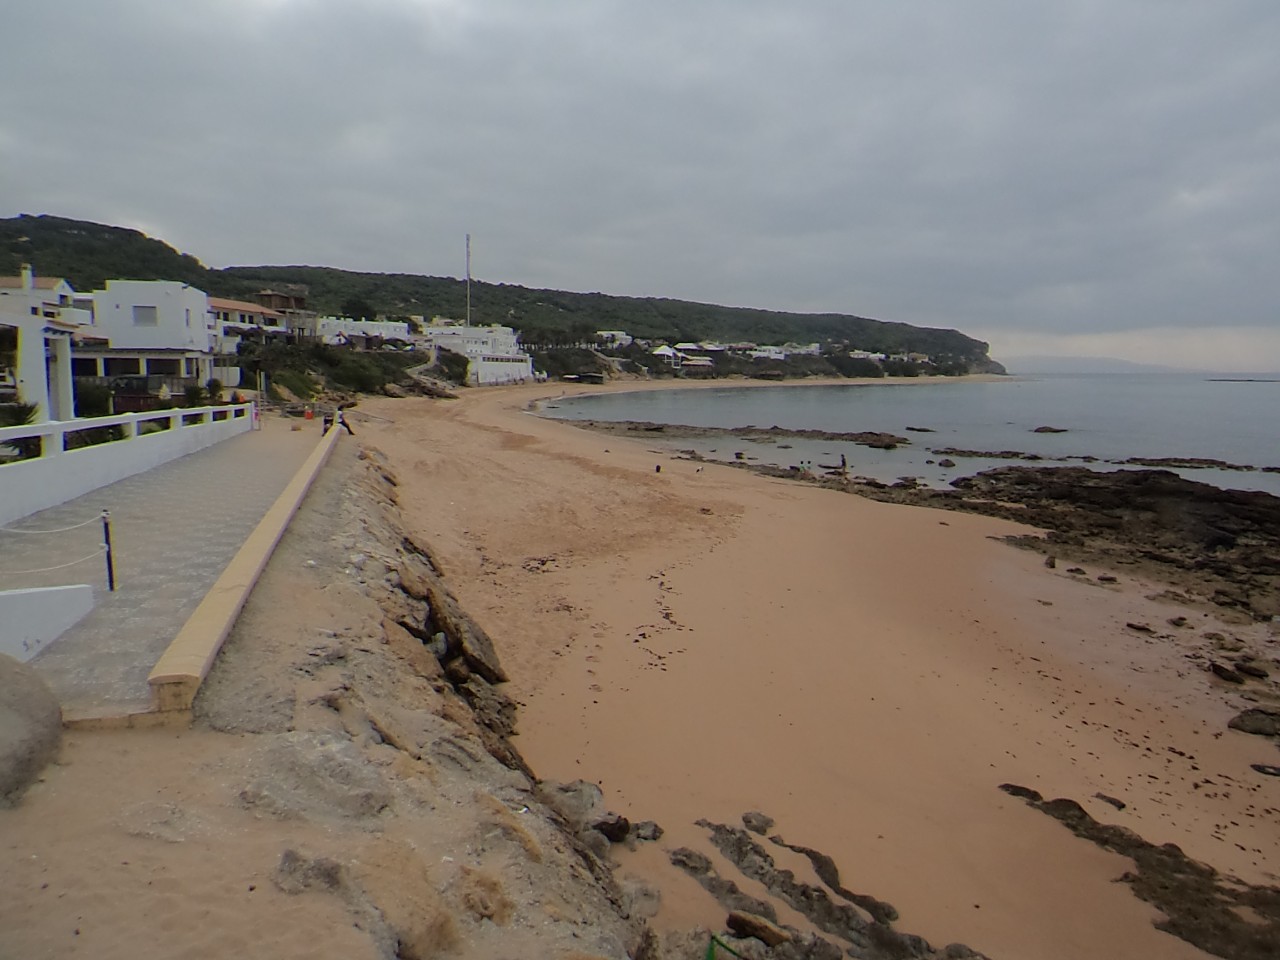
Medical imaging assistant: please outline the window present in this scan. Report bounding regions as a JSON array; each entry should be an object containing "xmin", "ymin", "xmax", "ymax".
[
  {"xmin": 146, "ymin": 358, "xmax": 180, "ymax": 376},
  {"xmin": 132, "ymin": 305, "xmax": 158, "ymax": 326},
  {"xmin": 105, "ymin": 357, "xmax": 142, "ymax": 376}
]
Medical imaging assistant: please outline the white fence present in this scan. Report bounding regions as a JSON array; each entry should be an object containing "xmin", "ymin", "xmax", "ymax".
[{"xmin": 0, "ymin": 404, "xmax": 254, "ymax": 526}]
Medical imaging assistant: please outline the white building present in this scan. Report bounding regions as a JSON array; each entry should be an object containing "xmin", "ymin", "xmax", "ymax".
[
  {"xmin": 72, "ymin": 280, "xmax": 216, "ymax": 389},
  {"xmin": 314, "ymin": 316, "xmax": 411, "ymax": 346},
  {"xmin": 783, "ymin": 342, "xmax": 822, "ymax": 357},
  {"xmin": 209, "ymin": 297, "xmax": 286, "ymax": 387},
  {"xmin": 414, "ymin": 321, "xmax": 533, "ymax": 385},
  {"xmin": 0, "ymin": 267, "xmax": 83, "ymax": 421},
  {"xmin": 596, "ymin": 330, "xmax": 633, "ymax": 348}
]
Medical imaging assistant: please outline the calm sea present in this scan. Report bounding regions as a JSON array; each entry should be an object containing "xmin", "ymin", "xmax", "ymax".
[{"xmin": 540, "ymin": 374, "xmax": 1280, "ymax": 496}]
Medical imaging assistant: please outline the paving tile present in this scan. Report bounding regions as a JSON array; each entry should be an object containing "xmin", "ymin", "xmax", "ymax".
[{"xmin": 1, "ymin": 415, "xmax": 325, "ymax": 715}]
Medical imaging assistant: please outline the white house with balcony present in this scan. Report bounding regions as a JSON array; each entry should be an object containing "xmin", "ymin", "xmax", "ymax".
[
  {"xmin": 208, "ymin": 297, "xmax": 286, "ymax": 387},
  {"xmin": 0, "ymin": 266, "xmax": 85, "ymax": 421},
  {"xmin": 70, "ymin": 280, "xmax": 216, "ymax": 396},
  {"xmin": 596, "ymin": 330, "xmax": 633, "ymax": 348},
  {"xmin": 313, "ymin": 316, "xmax": 411, "ymax": 347},
  {"xmin": 414, "ymin": 320, "xmax": 534, "ymax": 385}
]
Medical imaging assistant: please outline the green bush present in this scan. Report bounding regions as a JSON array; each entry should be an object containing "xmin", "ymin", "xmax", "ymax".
[
  {"xmin": 74, "ymin": 381, "xmax": 115, "ymax": 417},
  {"xmin": 271, "ymin": 368, "xmax": 319, "ymax": 399}
]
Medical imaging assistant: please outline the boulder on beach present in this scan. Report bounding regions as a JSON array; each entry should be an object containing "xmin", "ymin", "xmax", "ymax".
[
  {"xmin": 726, "ymin": 910, "xmax": 791, "ymax": 946},
  {"xmin": 0, "ymin": 654, "xmax": 62, "ymax": 806},
  {"xmin": 1227, "ymin": 708, "xmax": 1280, "ymax": 737}
]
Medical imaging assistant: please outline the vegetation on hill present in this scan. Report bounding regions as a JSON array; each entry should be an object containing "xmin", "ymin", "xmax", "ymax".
[
  {"xmin": 2, "ymin": 214, "xmax": 999, "ymax": 369},
  {"xmin": 0, "ymin": 214, "xmax": 207, "ymax": 290}
]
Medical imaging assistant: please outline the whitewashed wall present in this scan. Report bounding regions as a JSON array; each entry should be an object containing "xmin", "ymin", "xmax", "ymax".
[{"xmin": 0, "ymin": 405, "xmax": 253, "ymax": 526}]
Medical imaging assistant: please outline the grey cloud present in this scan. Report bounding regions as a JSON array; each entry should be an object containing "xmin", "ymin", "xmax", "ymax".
[{"xmin": 1, "ymin": 0, "xmax": 1277, "ymax": 363}]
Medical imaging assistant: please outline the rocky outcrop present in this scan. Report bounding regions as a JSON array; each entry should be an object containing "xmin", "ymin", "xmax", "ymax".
[
  {"xmin": 669, "ymin": 816, "xmax": 989, "ymax": 960},
  {"xmin": 569, "ymin": 419, "xmax": 911, "ymax": 449},
  {"xmin": 999, "ymin": 784, "xmax": 1280, "ymax": 959},
  {"xmin": 852, "ymin": 466, "xmax": 1280, "ymax": 619},
  {"xmin": 239, "ymin": 731, "xmax": 393, "ymax": 820},
  {"xmin": 727, "ymin": 910, "xmax": 791, "ymax": 946},
  {"xmin": 191, "ymin": 445, "xmax": 647, "ymax": 960},
  {"xmin": 0, "ymin": 654, "xmax": 62, "ymax": 806},
  {"xmin": 1228, "ymin": 708, "xmax": 1280, "ymax": 738}
]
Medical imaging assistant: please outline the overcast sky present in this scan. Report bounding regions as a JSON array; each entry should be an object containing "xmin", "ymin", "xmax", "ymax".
[{"xmin": 3, "ymin": 1, "xmax": 1278, "ymax": 368}]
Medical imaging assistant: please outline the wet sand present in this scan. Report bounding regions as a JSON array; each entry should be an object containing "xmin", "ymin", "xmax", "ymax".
[{"xmin": 359, "ymin": 380, "xmax": 1279, "ymax": 960}]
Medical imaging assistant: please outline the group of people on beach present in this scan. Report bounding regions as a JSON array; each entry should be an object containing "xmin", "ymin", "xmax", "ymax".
[{"xmin": 795, "ymin": 453, "xmax": 849, "ymax": 478}]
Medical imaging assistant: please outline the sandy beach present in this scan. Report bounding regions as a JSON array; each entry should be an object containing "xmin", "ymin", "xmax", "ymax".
[{"xmin": 357, "ymin": 380, "xmax": 1280, "ymax": 960}]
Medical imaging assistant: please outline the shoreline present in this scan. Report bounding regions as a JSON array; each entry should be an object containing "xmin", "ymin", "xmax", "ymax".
[
  {"xmin": 357, "ymin": 384, "xmax": 1279, "ymax": 960},
  {"xmin": 525, "ymin": 372, "xmax": 1014, "ymax": 414}
]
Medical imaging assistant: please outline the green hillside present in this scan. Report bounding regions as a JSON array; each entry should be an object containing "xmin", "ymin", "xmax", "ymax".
[{"xmin": 1, "ymin": 213, "xmax": 997, "ymax": 366}]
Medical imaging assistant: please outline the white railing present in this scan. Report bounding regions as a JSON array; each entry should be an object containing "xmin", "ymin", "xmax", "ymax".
[{"xmin": 0, "ymin": 403, "xmax": 254, "ymax": 526}]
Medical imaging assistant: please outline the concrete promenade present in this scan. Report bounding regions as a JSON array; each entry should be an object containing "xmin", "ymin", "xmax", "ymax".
[{"xmin": 2, "ymin": 415, "xmax": 326, "ymax": 721}]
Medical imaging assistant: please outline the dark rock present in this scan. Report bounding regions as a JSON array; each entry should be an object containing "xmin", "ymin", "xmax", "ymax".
[
  {"xmin": 274, "ymin": 848, "xmax": 348, "ymax": 894},
  {"xmin": 1094, "ymin": 793, "xmax": 1127, "ymax": 811},
  {"xmin": 669, "ymin": 847, "xmax": 712, "ymax": 875},
  {"xmin": 1044, "ymin": 555, "xmax": 1057, "ymax": 569},
  {"xmin": 1167, "ymin": 616, "xmax": 1188, "ymax": 628},
  {"xmin": 741, "ymin": 810, "xmax": 775, "ymax": 835},
  {"xmin": 1033, "ymin": 425, "xmax": 1069, "ymax": 433},
  {"xmin": 726, "ymin": 911, "xmax": 791, "ymax": 947},
  {"xmin": 1097, "ymin": 574, "xmax": 1119, "ymax": 584},
  {"xmin": 1126, "ymin": 622, "xmax": 1154, "ymax": 633},
  {"xmin": 1001, "ymin": 784, "xmax": 1280, "ymax": 960},
  {"xmin": 402, "ymin": 562, "xmax": 508, "ymax": 683},
  {"xmin": 768, "ymin": 835, "xmax": 899, "ymax": 924},
  {"xmin": 0, "ymin": 654, "xmax": 62, "ymax": 806},
  {"xmin": 459, "ymin": 676, "xmax": 517, "ymax": 738},
  {"xmin": 998, "ymin": 783, "xmax": 1044, "ymax": 803},
  {"xmin": 578, "ymin": 827, "xmax": 611, "ymax": 861},
  {"xmin": 536, "ymin": 779, "xmax": 604, "ymax": 830},
  {"xmin": 697, "ymin": 820, "xmax": 874, "ymax": 951},
  {"xmin": 938, "ymin": 458, "xmax": 956, "ymax": 468},
  {"xmin": 443, "ymin": 657, "xmax": 471, "ymax": 684},
  {"xmin": 1209, "ymin": 662, "xmax": 1245, "ymax": 684},
  {"xmin": 871, "ymin": 465, "xmax": 1280, "ymax": 619},
  {"xmin": 668, "ymin": 847, "xmax": 777, "ymax": 922},
  {"xmin": 1250, "ymin": 764, "xmax": 1280, "ymax": 777},
  {"xmin": 1066, "ymin": 567, "xmax": 1086, "ymax": 575},
  {"xmin": 942, "ymin": 946, "xmax": 987, "ymax": 959},
  {"xmin": 592, "ymin": 814, "xmax": 631, "ymax": 843},
  {"xmin": 1236, "ymin": 660, "xmax": 1270, "ymax": 679},
  {"xmin": 1227, "ymin": 708, "xmax": 1280, "ymax": 737},
  {"xmin": 633, "ymin": 820, "xmax": 664, "ymax": 841}
]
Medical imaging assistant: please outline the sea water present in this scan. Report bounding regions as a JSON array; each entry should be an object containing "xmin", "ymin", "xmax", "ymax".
[{"xmin": 540, "ymin": 374, "xmax": 1280, "ymax": 496}]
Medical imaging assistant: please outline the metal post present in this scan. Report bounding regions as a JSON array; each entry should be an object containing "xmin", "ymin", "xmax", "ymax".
[{"xmin": 101, "ymin": 509, "xmax": 116, "ymax": 592}]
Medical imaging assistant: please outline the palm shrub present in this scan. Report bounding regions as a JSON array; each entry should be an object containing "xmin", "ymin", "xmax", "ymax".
[{"xmin": 0, "ymin": 401, "xmax": 40, "ymax": 460}]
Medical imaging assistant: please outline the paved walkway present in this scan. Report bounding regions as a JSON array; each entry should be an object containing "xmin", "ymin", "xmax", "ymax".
[{"xmin": 1, "ymin": 415, "xmax": 324, "ymax": 720}]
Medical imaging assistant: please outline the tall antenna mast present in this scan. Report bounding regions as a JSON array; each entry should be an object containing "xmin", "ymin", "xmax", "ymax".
[{"xmin": 465, "ymin": 233, "xmax": 472, "ymax": 326}]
